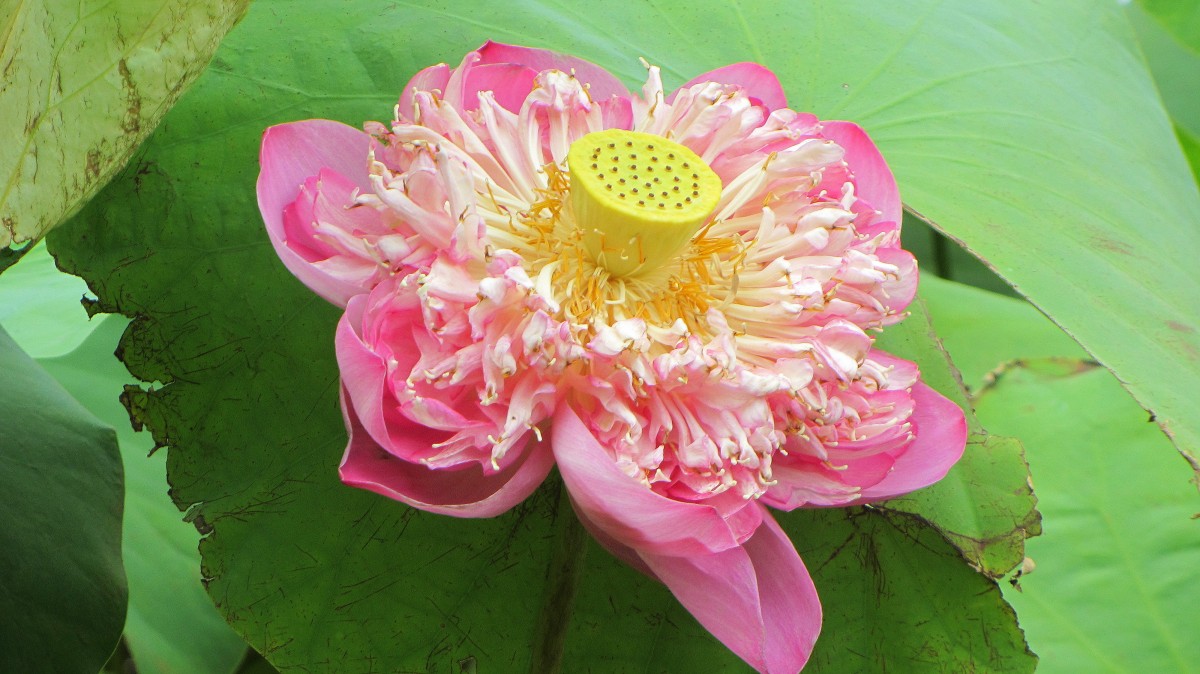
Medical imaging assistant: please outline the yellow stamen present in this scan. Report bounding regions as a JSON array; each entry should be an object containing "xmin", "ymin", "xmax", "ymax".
[{"xmin": 567, "ymin": 129, "xmax": 721, "ymax": 277}]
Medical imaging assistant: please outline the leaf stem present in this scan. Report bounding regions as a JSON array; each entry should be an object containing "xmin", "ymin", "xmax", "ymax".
[{"xmin": 528, "ymin": 478, "xmax": 588, "ymax": 674}]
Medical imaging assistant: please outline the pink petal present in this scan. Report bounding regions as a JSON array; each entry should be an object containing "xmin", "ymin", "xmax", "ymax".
[
  {"xmin": 678, "ymin": 62, "xmax": 788, "ymax": 111},
  {"xmin": 858, "ymin": 379, "xmax": 968, "ymax": 501},
  {"xmin": 821, "ymin": 120, "xmax": 901, "ymax": 227},
  {"xmin": 465, "ymin": 63, "xmax": 538, "ymax": 113},
  {"xmin": 399, "ymin": 63, "xmax": 451, "ymax": 120},
  {"xmin": 877, "ymin": 247, "xmax": 919, "ymax": 314},
  {"xmin": 335, "ymin": 293, "xmax": 403, "ymax": 455},
  {"xmin": 476, "ymin": 40, "xmax": 630, "ymax": 100},
  {"xmin": 638, "ymin": 510, "xmax": 821, "ymax": 674},
  {"xmin": 551, "ymin": 405, "xmax": 754, "ymax": 556},
  {"xmin": 258, "ymin": 119, "xmax": 373, "ymax": 306},
  {"xmin": 339, "ymin": 389, "xmax": 553, "ymax": 517}
]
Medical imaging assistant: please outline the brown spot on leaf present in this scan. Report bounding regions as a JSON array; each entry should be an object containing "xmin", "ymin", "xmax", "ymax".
[
  {"xmin": 118, "ymin": 58, "xmax": 141, "ymax": 135},
  {"xmin": 1167, "ymin": 320, "xmax": 1196, "ymax": 334},
  {"xmin": 1090, "ymin": 235, "xmax": 1134, "ymax": 257},
  {"xmin": 85, "ymin": 149, "xmax": 102, "ymax": 179}
]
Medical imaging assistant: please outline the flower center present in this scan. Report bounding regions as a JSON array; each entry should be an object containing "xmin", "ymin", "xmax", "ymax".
[{"xmin": 567, "ymin": 130, "xmax": 721, "ymax": 277}]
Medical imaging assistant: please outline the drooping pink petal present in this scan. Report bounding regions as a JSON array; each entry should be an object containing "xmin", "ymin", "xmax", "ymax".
[
  {"xmin": 258, "ymin": 119, "xmax": 374, "ymax": 306},
  {"xmin": 820, "ymin": 120, "xmax": 901, "ymax": 227},
  {"xmin": 552, "ymin": 405, "xmax": 757, "ymax": 557},
  {"xmin": 677, "ymin": 62, "xmax": 788, "ymax": 111},
  {"xmin": 476, "ymin": 40, "xmax": 631, "ymax": 100},
  {"xmin": 339, "ymin": 390, "xmax": 554, "ymax": 518},
  {"xmin": 638, "ymin": 510, "xmax": 821, "ymax": 674},
  {"xmin": 857, "ymin": 378, "xmax": 968, "ymax": 501}
]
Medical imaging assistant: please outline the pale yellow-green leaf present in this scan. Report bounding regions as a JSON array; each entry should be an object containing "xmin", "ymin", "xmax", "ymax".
[{"xmin": 0, "ymin": 0, "xmax": 249, "ymax": 249}]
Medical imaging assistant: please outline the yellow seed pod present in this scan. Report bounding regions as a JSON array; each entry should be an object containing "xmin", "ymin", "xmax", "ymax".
[{"xmin": 567, "ymin": 129, "xmax": 722, "ymax": 277}]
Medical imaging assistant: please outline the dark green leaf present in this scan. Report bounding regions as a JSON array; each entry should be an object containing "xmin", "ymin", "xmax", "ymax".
[
  {"xmin": 0, "ymin": 326, "xmax": 125, "ymax": 673},
  {"xmin": 789, "ymin": 508, "xmax": 1036, "ymax": 673}
]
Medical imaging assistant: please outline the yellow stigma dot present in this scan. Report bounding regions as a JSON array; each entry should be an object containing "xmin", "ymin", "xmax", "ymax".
[{"xmin": 567, "ymin": 129, "xmax": 721, "ymax": 277}]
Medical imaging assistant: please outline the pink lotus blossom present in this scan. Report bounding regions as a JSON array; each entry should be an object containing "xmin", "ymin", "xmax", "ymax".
[{"xmin": 257, "ymin": 41, "xmax": 967, "ymax": 673}]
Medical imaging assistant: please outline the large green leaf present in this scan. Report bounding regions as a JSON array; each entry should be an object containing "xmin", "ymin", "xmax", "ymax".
[
  {"xmin": 0, "ymin": 326, "xmax": 125, "ymax": 673},
  {"xmin": 0, "ymin": 0, "xmax": 249, "ymax": 251},
  {"xmin": 1130, "ymin": 2, "xmax": 1200, "ymax": 135},
  {"xmin": 48, "ymin": 0, "xmax": 1039, "ymax": 670},
  {"xmin": 980, "ymin": 362, "xmax": 1200, "ymax": 672},
  {"xmin": 920, "ymin": 277, "xmax": 1200, "ymax": 672}
]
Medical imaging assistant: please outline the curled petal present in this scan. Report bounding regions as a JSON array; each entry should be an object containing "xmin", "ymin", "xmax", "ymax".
[
  {"xmin": 638, "ymin": 510, "xmax": 821, "ymax": 674},
  {"xmin": 677, "ymin": 62, "xmax": 788, "ymax": 111},
  {"xmin": 339, "ymin": 389, "xmax": 554, "ymax": 517},
  {"xmin": 820, "ymin": 120, "xmax": 901, "ymax": 228},
  {"xmin": 877, "ymin": 247, "xmax": 919, "ymax": 315},
  {"xmin": 258, "ymin": 119, "xmax": 374, "ymax": 305},
  {"xmin": 476, "ymin": 40, "xmax": 631, "ymax": 100},
  {"xmin": 858, "ymin": 379, "xmax": 968, "ymax": 502},
  {"xmin": 552, "ymin": 405, "xmax": 757, "ymax": 556}
]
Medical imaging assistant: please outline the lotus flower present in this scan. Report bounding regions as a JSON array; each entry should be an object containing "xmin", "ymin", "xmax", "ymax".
[{"xmin": 257, "ymin": 41, "xmax": 967, "ymax": 673}]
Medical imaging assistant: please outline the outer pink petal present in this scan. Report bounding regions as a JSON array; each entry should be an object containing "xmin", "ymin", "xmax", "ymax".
[
  {"xmin": 821, "ymin": 120, "xmax": 901, "ymax": 228},
  {"xmin": 476, "ymin": 40, "xmax": 630, "ymax": 100},
  {"xmin": 339, "ymin": 389, "xmax": 554, "ymax": 517},
  {"xmin": 258, "ymin": 119, "xmax": 373, "ymax": 306},
  {"xmin": 677, "ymin": 62, "xmax": 788, "ymax": 111},
  {"xmin": 858, "ymin": 379, "xmax": 967, "ymax": 502},
  {"xmin": 638, "ymin": 510, "xmax": 821, "ymax": 674},
  {"xmin": 552, "ymin": 405, "xmax": 753, "ymax": 556}
]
